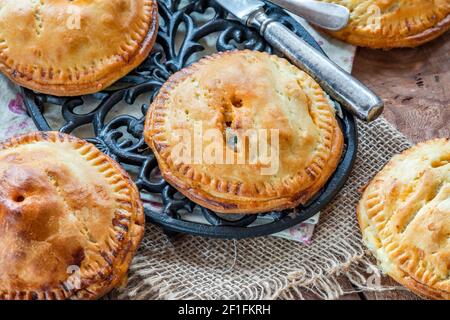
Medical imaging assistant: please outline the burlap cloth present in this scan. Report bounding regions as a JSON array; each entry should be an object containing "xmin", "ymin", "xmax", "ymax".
[{"xmin": 111, "ymin": 118, "xmax": 412, "ymax": 300}]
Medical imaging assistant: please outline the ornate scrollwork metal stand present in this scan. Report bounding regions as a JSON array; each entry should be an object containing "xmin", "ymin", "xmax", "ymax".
[{"xmin": 24, "ymin": 0, "xmax": 357, "ymax": 239}]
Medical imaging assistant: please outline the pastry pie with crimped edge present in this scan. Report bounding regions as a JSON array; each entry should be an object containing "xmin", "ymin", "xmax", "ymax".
[
  {"xmin": 145, "ymin": 50, "xmax": 344, "ymax": 214},
  {"xmin": 0, "ymin": 131, "xmax": 144, "ymax": 300},
  {"xmin": 0, "ymin": 0, "xmax": 158, "ymax": 96},
  {"xmin": 358, "ymin": 139, "xmax": 450, "ymax": 300},
  {"xmin": 320, "ymin": 0, "xmax": 450, "ymax": 48}
]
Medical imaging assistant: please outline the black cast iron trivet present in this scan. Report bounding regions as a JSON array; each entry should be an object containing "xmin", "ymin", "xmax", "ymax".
[{"xmin": 24, "ymin": 0, "xmax": 357, "ymax": 239}]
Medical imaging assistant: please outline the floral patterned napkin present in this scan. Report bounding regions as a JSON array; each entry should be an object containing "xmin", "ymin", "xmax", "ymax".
[{"xmin": 0, "ymin": 16, "xmax": 356, "ymax": 244}]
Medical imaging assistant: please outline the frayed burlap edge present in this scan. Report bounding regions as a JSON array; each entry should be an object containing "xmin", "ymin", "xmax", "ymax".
[{"xmin": 116, "ymin": 236, "xmax": 406, "ymax": 300}]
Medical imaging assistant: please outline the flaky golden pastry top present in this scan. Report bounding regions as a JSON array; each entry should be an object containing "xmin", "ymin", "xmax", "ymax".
[
  {"xmin": 321, "ymin": 0, "xmax": 450, "ymax": 48},
  {"xmin": 0, "ymin": 0, "xmax": 158, "ymax": 96},
  {"xmin": 145, "ymin": 50, "xmax": 343, "ymax": 214},
  {"xmin": 0, "ymin": 132, "xmax": 144, "ymax": 300},
  {"xmin": 358, "ymin": 139, "xmax": 450, "ymax": 299}
]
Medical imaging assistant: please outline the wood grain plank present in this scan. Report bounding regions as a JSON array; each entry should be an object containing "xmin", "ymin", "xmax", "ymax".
[{"xmin": 353, "ymin": 32, "xmax": 450, "ymax": 143}]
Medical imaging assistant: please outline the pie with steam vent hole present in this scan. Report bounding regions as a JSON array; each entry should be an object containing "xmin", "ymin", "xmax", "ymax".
[
  {"xmin": 0, "ymin": 131, "xmax": 144, "ymax": 300},
  {"xmin": 0, "ymin": 0, "xmax": 158, "ymax": 96},
  {"xmin": 320, "ymin": 0, "xmax": 450, "ymax": 48},
  {"xmin": 145, "ymin": 50, "xmax": 344, "ymax": 214},
  {"xmin": 358, "ymin": 138, "xmax": 450, "ymax": 299}
]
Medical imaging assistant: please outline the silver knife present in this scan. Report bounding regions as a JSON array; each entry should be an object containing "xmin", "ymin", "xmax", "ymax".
[
  {"xmin": 268, "ymin": 0, "xmax": 350, "ymax": 31},
  {"xmin": 215, "ymin": 0, "xmax": 384, "ymax": 122}
]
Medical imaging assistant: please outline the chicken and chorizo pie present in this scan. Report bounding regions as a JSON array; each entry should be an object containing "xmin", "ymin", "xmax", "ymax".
[
  {"xmin": 321, "ymin": 0, "xmax": 450, "ymax": 48},
  {"xmin": 0, "ymin": 131, "xmax": 144, "ymax": 300},
  {"xmin": 358, "ymin": 138, "xmax": 450, "ymax": 299},
  {"xmin": 0, "ymin": 0, "xmax": 158, "ymax": 96},
  {"xmin": 145, "ymin": 50, "xmax": 344, "ymax": 214}
]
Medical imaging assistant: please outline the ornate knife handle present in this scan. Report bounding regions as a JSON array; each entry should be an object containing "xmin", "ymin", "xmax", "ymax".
[{"xmin": 248, "ymin": 11, "xmax": 384, "ymax": 122}]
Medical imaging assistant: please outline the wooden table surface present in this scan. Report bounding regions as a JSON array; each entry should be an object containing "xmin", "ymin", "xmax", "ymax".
[{"xmin": 308, "ymin": 31, "xmax": 449, "ymax": 300}]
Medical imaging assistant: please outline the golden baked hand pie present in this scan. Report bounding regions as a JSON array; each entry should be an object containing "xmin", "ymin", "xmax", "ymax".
[
  {"xmin": 145, "ymin": 50, "xmax": 344, "ymax": 214},
  {"xmin": 320, "ymin": 0, "xmax": 450, "ymax": 48},
  {"xmin": 0, "ymin": 132, "xmax": 144, "ymax": 300},
  {"xmin": 358, "ymin": 138, "xmax": 450, "ymax": 300},
  {"xmin": 0, "ymin": 0, "xmax": 158, "ymax": 96}
]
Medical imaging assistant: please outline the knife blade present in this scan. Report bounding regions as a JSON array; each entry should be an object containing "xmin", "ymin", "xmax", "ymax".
[
  {"xmin": 216, "ymin": 0, "xmax": 265, "ymax": 21},
  {"xmin": 214, "ymin": 0, "xmax": 384, "ymax": 122},
  {"xmin": 268, "ymin": 0, "xmax": 350, "ymax": 31}
]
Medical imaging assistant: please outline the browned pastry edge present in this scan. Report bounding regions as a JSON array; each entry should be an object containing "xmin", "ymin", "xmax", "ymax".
[
  {"xmin": 144, "ymin": 50, "xmax": 344, "ymax": 214},
  {"xmin": 0, "ymin": 131, "xmax": 145, "ymax": 300},
  {"xmin": 359, "ymin": 212, "xmax": 450, "ymax": 300},
  {"xmin": 325, "ymin": 13, "xmax": 450, "ymax": 49},
  {"xmin": 357, "ymin": 138, "xmax": 450, "ymax": 300},
  {"xmin": 0, "ymin": 2, "xmax": 158, "ymax": 96},
  {"xmin": 154, "ymin": 123, "xmax": 343, "ymax": 214}
]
